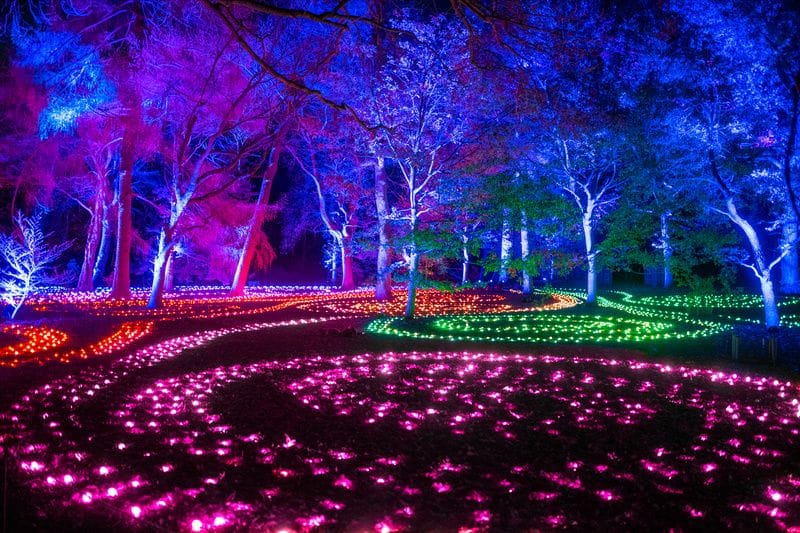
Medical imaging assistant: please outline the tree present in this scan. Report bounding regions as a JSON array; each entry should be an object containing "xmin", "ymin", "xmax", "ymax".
[
  {"xmin": 139, "ymin": 7, "xmax": 273, "ymax": 308},
  {"xmin": 0, "ymin": 212, "xmax": 71, "ymax": 319},
  {"xmin": 553, "ymin": 133, "xmax": 623, "ymax": 303},
  {"xmin": 373, "ymin": 12, "xmax": 475, "ymax": 317}
]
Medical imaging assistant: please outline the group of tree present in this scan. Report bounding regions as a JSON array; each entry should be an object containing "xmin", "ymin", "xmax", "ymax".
[{"xmin": 0, "ymin": 0, "xmax": 797, "ymax": 327}]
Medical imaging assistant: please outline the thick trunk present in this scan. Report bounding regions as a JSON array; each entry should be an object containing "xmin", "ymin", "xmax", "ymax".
[
  {"xmin": 110, "ymin": 102, "xmax": 139, "ymax": 299},
  {"xmin": 461, "ymin": 232, "xmax": 469, "ymax": 286},
  {"xmin": 725, "ymin": 198, "xmax": 782, "ymax": 328},
  {"xmin": 404, "ymin": 248, "xmax": 419, "ymax": 318},
  {"xmin": 340, "ymin": 235, "xmax": 356, "ymax": 290},
  {"xmin": 520, "ymin": 210, "xmax": 531, "ymax": 294},
  {"xmin": 374, "ymin": 156, "xmax": 392, "ymax": 301},
  {"xmin": 661, "ymin": 212, "xmax": 673, "ymax": 290},
  {"xmin": 780, "ymin": 217, "xmax": 800, "ymax": 294},
  {"xmin": 760, "ymin": 276, "xmax": 780, "ymax": 329},
  {"xmin": 164, "ymin": 250, "xmax": 174, "ymax": 292},
  {"xmin": 499, "ymin": 210, "xmax": 512, "ymax": 285},
  {"xmin": 230, "ymin": 145, "xmax": 281, "ymax": 296},
  {"xmin": 582, "ymin": 214, "xmax": 596, "ymax": 304},
  {"xmin": 77, "ymin": 197, "xmax": 103, "ymax": 291}
]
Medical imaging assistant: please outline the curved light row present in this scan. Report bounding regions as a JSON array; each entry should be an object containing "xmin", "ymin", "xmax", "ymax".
[
  {"xmin": 296, "ymin": 289, "xmax": 579, "ymax": 317},
  {"xmin": 6, "ymin": 348, "xmax": 800, "ymax": 531},
  {"xmin": 0, "ymin": 321, "xmax": 154, "ymax": 367},
  {"xmin": 367, "ymin": 311, "xmax": 730, "ymax": 345}
]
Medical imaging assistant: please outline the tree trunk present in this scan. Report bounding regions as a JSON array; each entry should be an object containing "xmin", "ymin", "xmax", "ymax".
[
  {"xmin": 582, "ymin": 213, "xmax": 596, "ymax": 304},
  {"xmin": 230, "ymin": 145, "xmax": 281, "ymax": 296},
  {"xmin": 110, "ymin": 101, "xmax": 139, "ymax": 299},
  {"xmin": 760, "ymin": 276, "xmax": 780, "ymax": 329},
  {"xmin": 374, "ymin": 156, "xmax": 392, "ymax": 301},
  {"xmin": 92, "ymin": 203, "xmax": 113, "ymax": 287},
  {"xmin": 147, "ymin": 229, "xmax": 174, "ymax": 309},
  {"xmin": 77, "ymin": 196, "xmax": 103, "ymax": 291},
  {"xmin": 661, "ymin": 212, "xmax": 673, "ymax": 290},
  {"xmin": 164, "ymin": 250, "xmax": 175, "ymax": 292},
  {"xmin": 404, "ymin": 247, "xmax": 419, "ymax": 318},
  {"xmin": 461, "ymin": 232, "xmax": 469, "ymax": 285},
  {"xmin": 780, "ymin": 216, "xmax": 800, "ymax": 294},
  {"xmin": 499, "ymin": 210, "xmax": 512, "ymax": 285},
  {"xmin": 520, "ymin": 210, "xmax": 531, "ymax": 294},
  {"xmin": 340, "ymin": 234, "xmax": 356, "ymax": 290}
]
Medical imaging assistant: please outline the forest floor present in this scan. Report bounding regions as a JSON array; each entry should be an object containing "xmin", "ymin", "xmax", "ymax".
[{"xmin": 1, "ymin": 287, "xmax": 799, "ymax": 531}]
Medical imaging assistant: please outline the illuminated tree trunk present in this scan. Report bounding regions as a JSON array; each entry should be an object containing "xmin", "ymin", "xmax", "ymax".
[
  {"xmin": 148, "ymin": 228, "xmax": 175, "ymax": 309},
  {"xmin": 110, "ymin": 98, "xmax": 139, "ymax": 299},
  {"xmin": 661, "ymin": 212, "xmax": 673, "ymax": 289},
  {"xmin": 230, "ymin": 145, "xmax": 281, "ymax": 296},
  {"xmin": 374, "ymin": 156, "xmax": 393, "ymax": 301},
  {"xmin": 164, "ymin": 250, "xmax": 174, "ymax": 292},
  {"xmin": 780, "ymin": 217, "xmax": 800, "ymax": 294},
  {"xmin": 499, "ymin": 210, "xmax": 512, "ymax": 285},
  {"xmin": 92, "ymin": 205, "xmax": 113, "ymax": 287},
  {"xmin": 340, "ymin": 234, "xmax": 356, "ymax": 291},
  {"xmin": 725, "ymin": 198, "xmax": 781, "ymax": 328},
  {"xmin": 583, "ymin": 211, "xmax": 597, "ymax": 304},
  {"xmin": 77, "ymin": 194, "xmax": 104, "ymax": 291},
  {"xmin": 404, "ymin": 247, "xmax": 419, "ymax": 318},
  {"xmin": 461, "ymin": 232, "xmax": 469, "ymax": 285},
  {"xmin": 520, "ymin": 210, "xmax": 531, "ymax": 294}
]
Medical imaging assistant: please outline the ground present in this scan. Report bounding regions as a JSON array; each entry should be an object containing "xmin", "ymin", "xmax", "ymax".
[{"xmin": 1, "ymin": 287, "xmax": 799, "ymax": 532}]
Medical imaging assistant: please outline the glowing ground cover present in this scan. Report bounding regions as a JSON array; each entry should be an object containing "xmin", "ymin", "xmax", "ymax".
[
  {"xmin": 5, "ymin": 331, "xmax": 800, "ymax": 530},
  {"xmin": 366, "ymin": 310, "xmax": 730, "ymax": 345},
  {"xmin": 0, "ymin": 321, "xmax": 153, "ymax": 368},
  {"xmin": 294, "ymin": 289, "xmax": 579, "ymax": 317}
]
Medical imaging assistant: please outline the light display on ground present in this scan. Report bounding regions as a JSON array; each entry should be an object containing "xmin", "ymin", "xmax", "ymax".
[
  {"xmin": 5, "ymin": 333, "xmax": 800, "ymax": 530},
  {"xmin": 293, "ymin": 289, "xmax": 578, "ymax": 317},
  {"xmin": 0, "ymin": 322, "xmax": 153, "ymax": 367},
  {"xmin": 635, "ymin": 294, "xmax": 800, "ymax": 310},
  {"xmin": 366, "ymin": 310, "xmax": 730, "ymax": 345}
]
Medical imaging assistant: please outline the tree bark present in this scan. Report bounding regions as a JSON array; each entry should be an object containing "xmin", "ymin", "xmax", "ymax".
[
  {"xmin": 230, "ymin": 145, "xmax": 282, "ymax": 296},
  {"xmin": 661, "ymin": 212, "xmax": 673, "ymax": 290},
  {"xmin": 780, "ymin": 216, "xmax": 800, "ymax": 294},
  {"xmin": 110, "ymin": 97, "xmax": 139, "ymax": 299},
  {"xmin": 77, "ymin": 195, "xmax": 103, "ymax": 291},
  {"xmin": 520, "ymin": 210, "xmax": 531, "ymax": 294},
  {"xmin": 340, "ymin": 234, "xmax": 356, "ymax": 290},
  {"xmin": 582, "ymin": 212, "xmax": 596, "ymax": 304},
  {"xmin": 374, "ymin": 156, "xmax": 393, "ymax": 301},
  {"xmin": 404, "ymin": 247, "xmax": 419, "ymax": 318},
  {"xmin": 461, "ymin": 232, "xmax": 469, "ymax": 285},
  {"xmin": 147, "ymin": 229, "xmax": 174, "ymax": 309},
  {"xmin": 499, "ymin": 209, "xmax": 512, "ymax": 285},
  {"xmin": 164, "ymin": 250, "xmax": 174, "ymax": 292}
]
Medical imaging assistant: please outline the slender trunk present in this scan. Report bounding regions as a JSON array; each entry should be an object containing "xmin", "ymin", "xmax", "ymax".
[
  {"xmin": 147, "ymin": 228, "xmax": 174, "ymax": 309},
  {"xmin": 520, "ymin": 210, "xmax": 531, "ymax": 294},
  {"xmin": 92, "ymin": 203, "xmax": 113, "ymax": 287},
  {"xmin": 661, "ymin": 212, "xmax": 673, "ymax": 290},
  {"xmin": 404, "ymin": 248, "xmax": 419, "ymax": 318},
  {"xmin": 110, "ymin": 102, "xmax": 139, "ymax": 299},
  {"xmin": 781, "ymin": 216, "xmax": 800, "ymax": 294},
  {"xmin": 230, "ymin": 145, "xmax": 282, "ymax": 296},
  {"xmin": 582, "ymin": 213, "xmax": 596, "ymax": 304},
  {"xmin": 374, "ymin": 156, "xmax": 392, "ymax": 301},
  {"xmin": 77, "ymin": 196, "xmax": 103, "ymax": 291},
  {"xmin": 461, "ymin": 232, "xmax": 469, "ymax": 285},
  {"xmin": 340, "ymin": 234, "xmax": 356, "ymax": 290},
  {"xmin": 499, "ymin": 210, "xmax": 512, "ymax": 285}
]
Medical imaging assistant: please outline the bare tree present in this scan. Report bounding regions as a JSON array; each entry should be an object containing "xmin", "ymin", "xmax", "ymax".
[{"xmin": 0, "ymin": 212, "xmax": 71, "ymax": 319}]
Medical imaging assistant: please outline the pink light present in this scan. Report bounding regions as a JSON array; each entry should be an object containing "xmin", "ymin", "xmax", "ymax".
[{"xmin": 130, "ymin": 505, "xmax": 142, "ymax": 518}]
